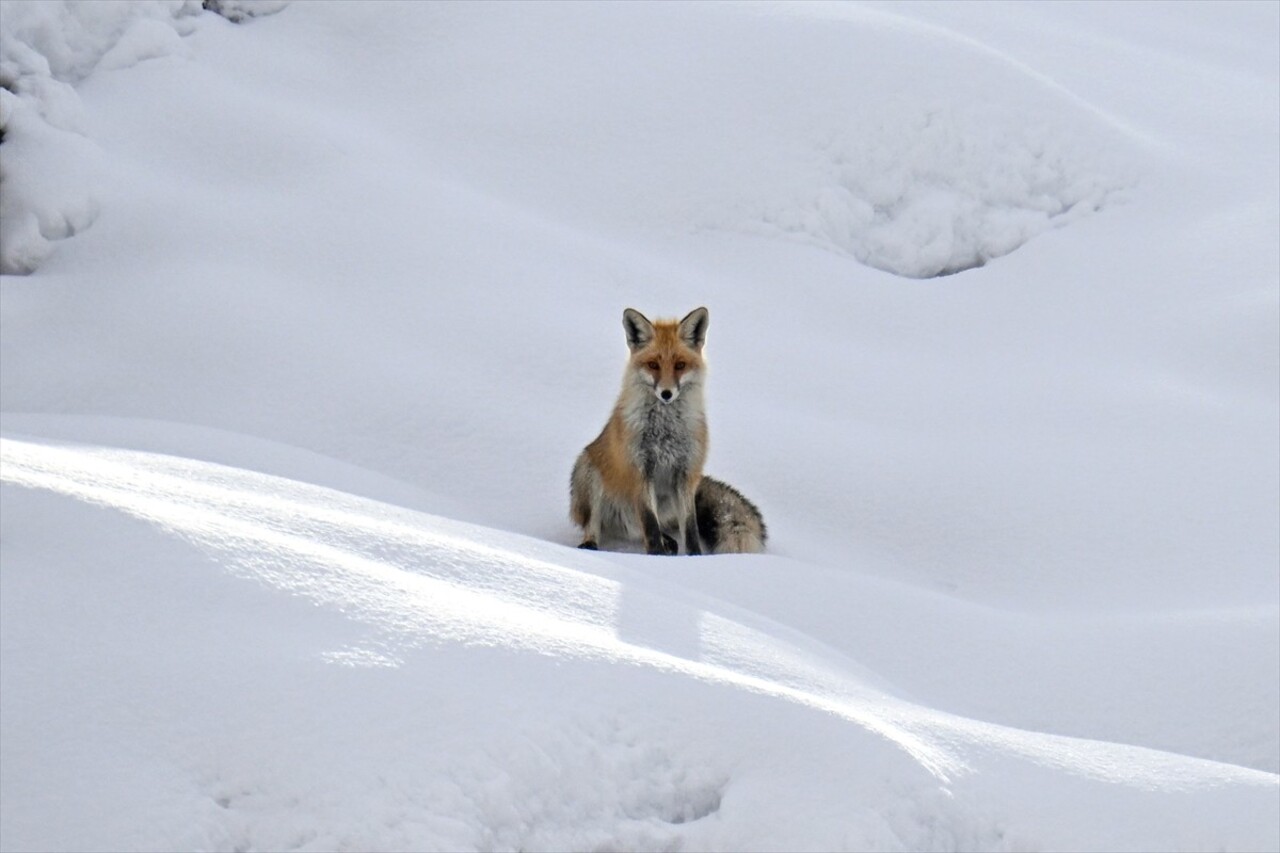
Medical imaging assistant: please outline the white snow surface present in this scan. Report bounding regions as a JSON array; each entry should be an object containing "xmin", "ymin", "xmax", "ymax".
[
  {"xmin": 1, "ymin": 2, "xmax": 1277, "ymax": 851},
  {"xmin": 0, "ymin": 0, "xmax": 203, "ymax": 273}
]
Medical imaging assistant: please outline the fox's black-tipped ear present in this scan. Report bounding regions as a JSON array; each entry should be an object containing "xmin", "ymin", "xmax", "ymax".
[
  {"xmin": 678, "ymin": 306, "xmax": 709, "ymax": 350},
  {"xmin": 622, "ymin": 308, "xmax": 655, "ymax": 351}
]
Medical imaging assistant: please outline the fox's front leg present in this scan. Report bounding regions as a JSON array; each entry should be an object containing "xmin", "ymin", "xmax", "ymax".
[
  {"xmin": 681, "ymin": 497, "xmax": 702, "ymax": 556},
  {"xmin": 639, "ymin": 497, "xmax": 678, "ymax": 556}
]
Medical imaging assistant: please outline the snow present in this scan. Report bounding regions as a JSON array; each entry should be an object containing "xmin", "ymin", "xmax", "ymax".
[
  {"xmin": 0, "ymin": 0, "xmax": 202, "ymax": 273},
  {"xmin": 1, "ymin": 1, "xmax": 1277, "ymax": 851}
]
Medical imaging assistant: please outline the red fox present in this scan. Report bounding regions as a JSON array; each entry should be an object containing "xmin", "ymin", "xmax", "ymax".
[{"xmin": 570, "ymin": 307, "xmax": 767, "ymax": 555}]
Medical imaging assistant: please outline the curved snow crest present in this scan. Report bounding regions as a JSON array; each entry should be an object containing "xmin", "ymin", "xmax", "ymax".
[
  {"xmin": 5, "ymin": 434, "xmax": 1276, "ymax": 794},
  {"xmin": 0, "ymin": 434, "xmax": 964, "ymax": 783},
  {"xmin": 5, "ymin": 435, "xmax": 1274, "ymax": 840}
]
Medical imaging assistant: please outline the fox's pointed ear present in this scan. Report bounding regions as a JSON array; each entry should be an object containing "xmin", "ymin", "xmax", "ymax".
[
  {"xmin": 622, "ymin": 308, "xmax": 655, "ymax": 351},
  {"xmin": 678, "ymin": 307, "xmax": 709, "ymax": 350}
]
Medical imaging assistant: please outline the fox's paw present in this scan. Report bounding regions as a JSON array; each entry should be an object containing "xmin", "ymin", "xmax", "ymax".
[
  {"xmin": 644, "ymin": 535, "xmax": 678, "ymax": 556},
  {"xmin": 577, "ymin": 540, "xmax": 598, "ymax": 550}
]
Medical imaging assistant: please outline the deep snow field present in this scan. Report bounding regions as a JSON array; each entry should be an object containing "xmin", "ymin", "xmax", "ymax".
[{"xmin": 1, "ymin": 1, "xmax": 1278, "ymax": 851}]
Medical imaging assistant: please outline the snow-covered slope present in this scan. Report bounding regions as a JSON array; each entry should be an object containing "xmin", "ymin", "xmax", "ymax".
[
  {"xmin": 3, "ymin": 431, "xmax": 1276, "ymax": 852},
  {"xmin": 2, "ymin": 2, "xmax": 1277, "ymax": 850}
]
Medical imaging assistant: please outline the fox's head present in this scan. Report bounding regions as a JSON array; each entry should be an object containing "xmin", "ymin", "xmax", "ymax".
[{"xmin": 622, "ymin": 307, "xmax": 709, "ymax": 405}]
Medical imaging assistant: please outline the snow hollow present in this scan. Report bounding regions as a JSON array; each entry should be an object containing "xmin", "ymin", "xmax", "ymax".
[{"xmin": 1, "ymin": 2, "xmax": 1277, "ymax": 851}]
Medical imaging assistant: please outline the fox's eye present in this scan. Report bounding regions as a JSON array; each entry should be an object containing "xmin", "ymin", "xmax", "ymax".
[
  {"xmin": 646, "ymin": 361, "xmax": 660, "ymax": 370},
  {"xmin": 674, "ymin": 361, "xmax": 686, "ymax": 371}
]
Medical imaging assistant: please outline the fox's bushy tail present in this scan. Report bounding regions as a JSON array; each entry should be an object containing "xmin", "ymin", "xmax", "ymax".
[{"xmin": 695, "ymin": 476, "xmax": 767, "ymax": 554}]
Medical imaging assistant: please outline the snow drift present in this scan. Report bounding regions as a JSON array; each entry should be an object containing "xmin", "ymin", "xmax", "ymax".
[{"xmin": 3, "ymin": 431, "xmax": 1275, "ymax": 852}]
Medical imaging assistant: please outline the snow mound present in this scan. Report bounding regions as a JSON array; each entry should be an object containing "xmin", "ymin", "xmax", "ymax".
[
  {"xmin": 406, "ymin": 2, "xmax": 1136, "ymax": 279},
  {"xmin": 2, "ymin": 433, "xmax": 1276, "ymax": 852},
  {"xmin": 752, "ymin": 103, "xmax": 1129, "ymax": 278}
]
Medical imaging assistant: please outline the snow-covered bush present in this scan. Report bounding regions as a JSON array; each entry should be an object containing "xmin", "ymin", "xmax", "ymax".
[
  {"xmin": 202, "ymin": 0, "xmax": 289, "ymax": 25},
  {"xmin": 0, "ymin": 0, "xmax": 285, "ymax": 275}
]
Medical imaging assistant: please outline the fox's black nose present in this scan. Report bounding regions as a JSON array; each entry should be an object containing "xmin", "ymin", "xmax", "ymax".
[{"xmin": 660, "ymin": 389, "xmax": 673, "ymax": 401}]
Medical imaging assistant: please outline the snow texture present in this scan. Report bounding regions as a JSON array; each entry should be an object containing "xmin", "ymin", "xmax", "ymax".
[
  {"xmin": 0, "ymin": 0, "xmax": 284, "ymax": 274},
  {"xmin": 1, "ymin": 1, "xmax": 1277, "ymax": 851}
]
